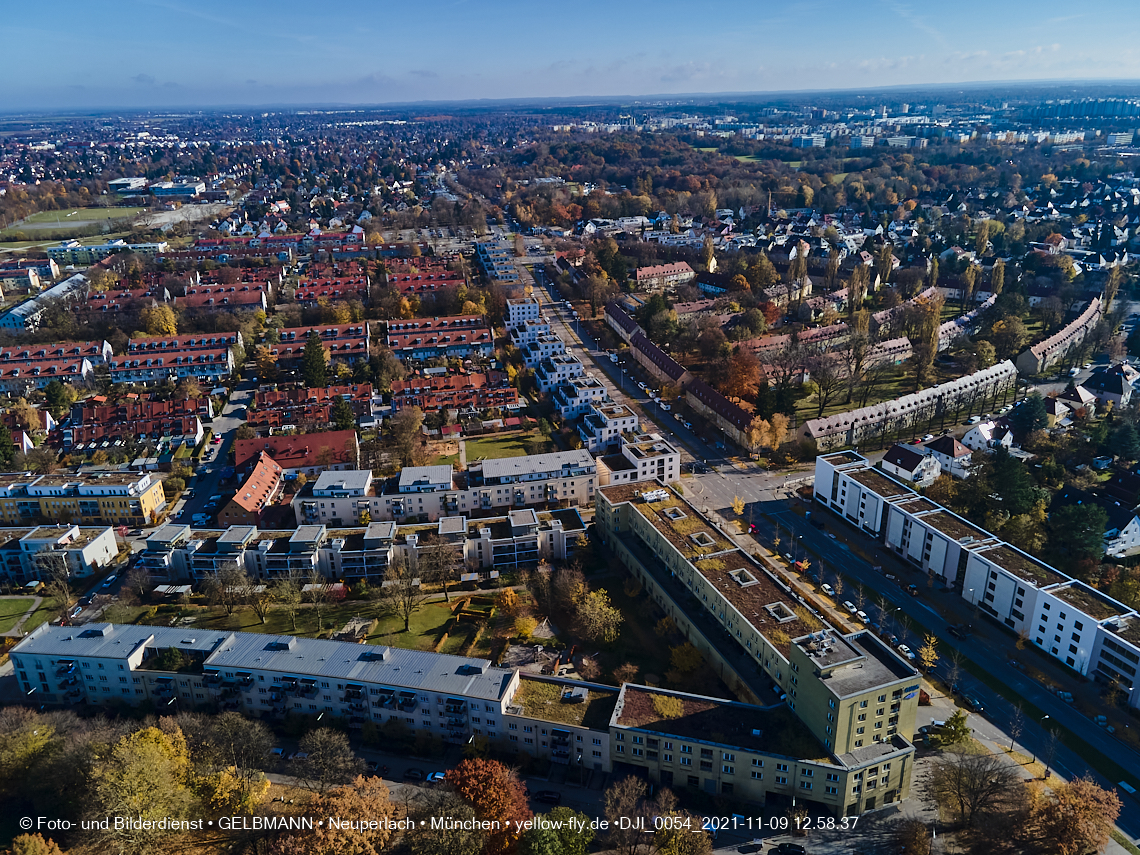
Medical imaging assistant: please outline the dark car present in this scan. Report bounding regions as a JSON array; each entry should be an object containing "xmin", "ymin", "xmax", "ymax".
[
  {"xmin": 738, "ymin": 844, "xmax": 764, "ymax": 854},
  {"xmin": 906, "ymin": 584, "xmax": 920, "ymax": 597},
  {"xmin": 962, "ymin": 695, "xmax": 985, "ymax": 713},
  {"xmin": 535, "ymin": 790, "xmax": 562, "ymax": 805},
  {"xmin": 403, "ymin": 768, "xmax": 425, "ymax": 782},
  {"xmin": 948, "ymin": 624, "xmax": 972, "ymax": 640},
  {"xmin": 775, "ymin": 844, "xmax": 807, "ymax": 855}
]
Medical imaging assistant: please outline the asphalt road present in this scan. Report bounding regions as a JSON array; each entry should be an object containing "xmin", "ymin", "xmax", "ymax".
[{"xmin": 531, "ymin": 268, "xmax": 736, "ymax": 469}]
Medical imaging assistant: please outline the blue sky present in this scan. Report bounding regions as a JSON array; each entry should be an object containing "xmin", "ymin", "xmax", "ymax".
[{"xmin": 4, "ymin": 0, "xmax": 1139, "ymax": 109}]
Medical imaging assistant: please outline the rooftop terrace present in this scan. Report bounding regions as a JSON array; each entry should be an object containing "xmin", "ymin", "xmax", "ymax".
[
  {"xmin": 983, "ymin": 544, "xmax": 1068, "ymax": 588},
  {"xmin": 1052, "ymin": 583, "xmax": 1126, "ymax": 621},
  {"xmin": 511, "ymin": 677, "xmax": 617, "ymax": 729},
  {"xmin": 613, "ymin": 684, "xmax": 832, "ymax": 763},
  {"xmin": 847, "ymin": 468, "xmax": 913, "ymax": 499}
]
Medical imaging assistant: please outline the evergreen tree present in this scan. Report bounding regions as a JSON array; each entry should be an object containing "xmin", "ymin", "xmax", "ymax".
[
  {"xmin": 301, "ymin": 332, "xmax": 328, "ymax": 388},
  {"xmin": 0, "ymin": 425, "xmax": 15, "ymax": 467},
  {"xmin": 331, "ymin": 396, "xmax": 356, "ymax": 432},
  {"xmin": 1009, "ymin": 392, "xmax": 1048, "ymax": 436},
  {"xmin": 1110, "ymin": 423, "xmax": 1140, "ymax": 460}
]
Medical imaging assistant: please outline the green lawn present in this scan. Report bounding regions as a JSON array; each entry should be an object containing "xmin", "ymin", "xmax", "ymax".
[
  {"xmin": 21, "ymin": 600, "xmax": 58, "ymax": 634},
  {"xmin": 464, "ymin": 431, "xmax": 546, "ymax": 461},
  {"xmin": 2, "ymin": 207, "xmax": 144, "ymax": 230},
  {"xmin": 0, "ymin": 598, "xmax": 35, "ymax": 633}
]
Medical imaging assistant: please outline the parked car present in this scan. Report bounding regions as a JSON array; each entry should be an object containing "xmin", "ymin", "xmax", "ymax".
[
  {"xmin": 660, "ymin": 403, "xmax": 671, "ymax": 411},
  {"xmin": 535, "ymin": 790, "xmax": 562, "ymax": 805},
  {"xmin": 288, "ymin": 751, "xmax": 308, "ymax": 761},
  {"xmin": 965, "ymin": 415, "xmax": 983, "ymax": 425},
  {"xmin": 403, "ymin": 768, "xmax": 425, "ymax": 782},
  {"xmin": 856, "ymin": 610, "xmax": 870, "ymax": 624},
  {"xmin": 774, "ymin": 845, "xmax": 807, "ymax": 855},
  {"xmin": 897, "ymin": 644, "xmax": 916, "ymax": 660},
  {"xmin": 270, "ymin": 747, "xmax": 285, "ymax": 758},
  {"xmin": 921, "ymin": 433, "xmax": 934, "ymax": 442},
  {"xmin": 101, "ymin": 574, "xmax": 117, "ymax": 588},
  {"xmin": 426, "ymin": 772, "xmax": 446, "ymax": 784},
  {"xmin": 962, "ymin": 695, "xmax": 985, "ymax": 712},
  {"xmin": 948, "ymin": 624, "xmax": 972, "ymax": 640},
  {"xmin": 906, "ymin": 584, "xmax": 920, "ymax": 597},
  {"xmin": 842, "ymin": 600, "xmax": 857, "ymax": 614},
  {"xmin": 820, "ymin": 584, "xmax": 835, "ymax": 597}
]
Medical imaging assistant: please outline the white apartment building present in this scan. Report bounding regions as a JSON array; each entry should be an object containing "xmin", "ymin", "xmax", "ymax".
[
  {"xmin": 12, "ymin": 621, "xmax": 621, "ymax": 772},
  {"xmin": 555, "ymin": 376, "xmax": 609, "ymax": 419},
  {"xmin": 536, "ymin": 354, "xmax": 585, "ymax": 393},
  {"xmin": 510, "ymin": 318, "xmax": 552, "ymax": 345},
  {"xmin": 291, "ymin": 449, "xmax": 597, "ymax": 526},
  {"xmin": 0, "ymin": 525, "xmax": 117, "ymax": 584},
  {"xmin": 814, "ymin": 452, "xmax": 1140, "ymax": 707},
  {"xmin": 506, "ymin": 298, "xmax": 542, "ymax": 330},
  {"xmin": 578, "ymin": 403, "xmax": 639, "ymax": 453},
  {"xmin": 521, "ymin": 335, "xmax": 567, "ymax": 368},
  {"xmin": 596, "ymin": 433, "xmax": 680, "ymax": 485}
]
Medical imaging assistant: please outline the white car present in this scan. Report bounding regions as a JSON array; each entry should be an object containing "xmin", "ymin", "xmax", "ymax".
[
  {"xmin": 966, "ymin": 416, "xmax": 982, "ymax": 425},
  {"xmin": 820, "ymin": 584, "xmax": 835, "ymax": 597},
  {"xmin": 674, "ymin": 413, "xmax": 683, "ymax": 421},
  {"xmin": 661, "ymin": 403, "xmax": 671, "ymax": 411},
  {"xmin": 842, "ymin": 600, "xmax": 857, "ymax": 614},
  {"xmin": 638, "ymin": 381, "xmax": 647, "ymax": 390},
  {"xmin": 856, "ymin": 610, "xmax": 870, "ymax": 624},
  {"xmin": 921, "ymin": 434, "xmax": 934, "ymax": 442},
  {"xmin": 896, "ymin": 644, "xmax": 916, "ymax": 661}
]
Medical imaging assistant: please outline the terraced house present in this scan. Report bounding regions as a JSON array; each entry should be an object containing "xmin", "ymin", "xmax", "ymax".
[{"xmin": 595, "ymin": 482, "xmax": 919, "ymax": 816}]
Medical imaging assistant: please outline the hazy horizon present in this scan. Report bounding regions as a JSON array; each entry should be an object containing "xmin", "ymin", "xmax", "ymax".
[{"xmin": 6, "ymin": 0, "xmax": 1140, "ymax": 111}]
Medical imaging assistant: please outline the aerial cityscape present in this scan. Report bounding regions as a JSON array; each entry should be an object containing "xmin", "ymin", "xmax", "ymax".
[{"xmin": 2, "ymin": 4, "xmax": 1140, "ymax": 855}]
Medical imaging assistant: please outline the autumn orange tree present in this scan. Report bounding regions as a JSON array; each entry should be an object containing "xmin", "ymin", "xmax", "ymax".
[
  {"xmin": 445, "ymin": 758, "xmax": 532, "ymax": 855},
  {"xmin": 1029, "ymin": 775, "xmax": 1121, "ymax": 855},
  {"xmin": 718, "ymin": 350, "xmax": 760, "ymax": 401},
  {"xmin": 309, "ymin": 775, "xmax": 394, "ymax": 855}
]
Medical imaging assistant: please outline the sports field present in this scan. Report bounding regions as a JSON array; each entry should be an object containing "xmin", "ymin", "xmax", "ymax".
[{"xmin": 3, "ymin": 207, "xmax": 145, "ymax": 234}]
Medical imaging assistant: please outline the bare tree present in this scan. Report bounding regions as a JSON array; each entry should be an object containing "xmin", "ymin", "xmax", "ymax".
[
  {"xmin": 271, "ymin": 567, "xmax": 305, "ymax": 632},
  {"xmin": 1008, "ymin": 703, "xmax": 1024, "ymax": 753},
  {"xmin": 924, "ymin": 751, "xmax": 1021, "ymax": 827},
  {"xmin": 202, "ymin": 561, "xmax": 250, "ymax": 616},
  {"xmin": 418, "ymin": 532, "xmax": 461, "ymax": 603},
  {"xmin": 372, "ymin": 552, "xmax": 432, "ymax": 632},
  {"xmin": 36, "ymin": 552, "xmax": 73, "ymax": 621},
  {"xmin": 305, "ymin": 568, "xmax": 332, "ymax": 633}
]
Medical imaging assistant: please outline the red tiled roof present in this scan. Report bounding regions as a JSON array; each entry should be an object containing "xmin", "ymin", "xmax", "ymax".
[
  {"xmin": 230, "ymin": 452, "xmax": 282, "ymax": 514},
  {"xmin": 233, "ymin": 429, "xmax": 358, "ymax": 472}
]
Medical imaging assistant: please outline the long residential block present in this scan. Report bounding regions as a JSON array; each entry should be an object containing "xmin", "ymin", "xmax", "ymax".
[{"xmin": 814, "ymin": 452, "xmax": 1140, "ymax": 709}]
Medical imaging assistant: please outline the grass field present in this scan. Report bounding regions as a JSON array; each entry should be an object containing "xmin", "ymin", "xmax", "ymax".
[
  {"xmin": 3, "ymin": 207, "xmax": 145, "ymax": 231},
  {"xmin": 0, "ymin": 598, "xmax": 35, "ymax": 633},
  {"xmin": 464, "ymin": 430, "xmax": 547, "ymax": 461}
]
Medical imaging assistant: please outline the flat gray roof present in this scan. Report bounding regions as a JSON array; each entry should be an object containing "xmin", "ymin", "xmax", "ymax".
[
  {"xmin": 398, "ymin": 465, "xmax": 454, "ymax": 489},
  {"xmin": 206, "ymin": 634, "xmax": 514, "ymax": 701},
  {"xmin": 477, "ymin": 449, "xmax": 594, "ymax": 479},
  {"xmin": 313, "ymin": 469, "xmax": 371, "ymax": 492},
  {"xmin": 438, "ymin": 516, "xmax": 467, "ymax": 536},
  {"xmin": 15, "ymin": 624, "xmax": 517, "ymax": 702},
  {"xmin": 14, "ymin": 623, "xmax": 233, "ymax": 660},
  {"xmin": 818, "ymin": 632, "xmax": 919, "ymax": 697}
]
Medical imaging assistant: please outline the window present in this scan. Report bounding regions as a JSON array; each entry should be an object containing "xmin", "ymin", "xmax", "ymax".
[
  {"xmin": 825, "ymin": 785, "xmax": 838, "ymax": 795},
  {"xmin": 722, "ymin": 765, "xmax": 734, "ymax": 774},
  {"xmin": 680, "ymin": 745, "xmax": 692, "ymax": 754},
  {"xmin": 663, "ymin": 754, "xmax": 672, "ymax": 763},
  {"xmin": 801, "ymin": 768, "xmax": 813, "ymax": 777},
  {"xmin": 775, "ymin": 776, "xmax": 787, "ymax": 785},
  {"xmin": 722, "ymin": 752, "xmax": 735, "ymax": 761},
  {"xmin": 752, "ymin": 759, "xmax": 764, "ymax": 767},
  {"xmin": 680, "ymin": 757, "xmax": 691, "ymax": 766},
  {"xmin": 800, "ymin": 781, "xmax": 812, "ymax": 790},
  {"xmin": 751, "ymin": 771, "xmax": 763, "ymax": 780}
]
